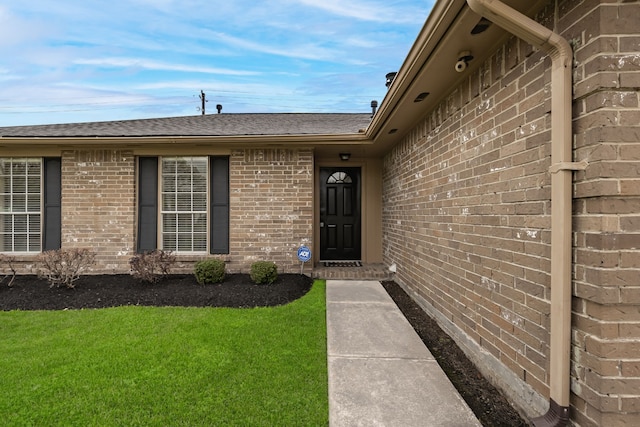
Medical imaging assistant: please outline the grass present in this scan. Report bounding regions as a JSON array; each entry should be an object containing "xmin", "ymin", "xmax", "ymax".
[{"xmin": 0, "ymin": 280, "xmax": 327, "ymax": 426}]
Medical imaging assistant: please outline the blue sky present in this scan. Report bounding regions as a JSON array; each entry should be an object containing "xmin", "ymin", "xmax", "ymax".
[{"xmin": 0, "ymin": 0, "xmax": 433, "ymax": 127}]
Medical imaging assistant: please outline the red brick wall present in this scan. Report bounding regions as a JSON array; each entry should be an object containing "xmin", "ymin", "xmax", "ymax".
[{"xmin": 382, "ymin": 1, "xmax": 640, "ymax": 425}]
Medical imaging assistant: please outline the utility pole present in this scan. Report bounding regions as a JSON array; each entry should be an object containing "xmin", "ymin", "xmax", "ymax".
[{"xmin": 199, "ymin": 90, "xmax": 207, "ymax": 115}]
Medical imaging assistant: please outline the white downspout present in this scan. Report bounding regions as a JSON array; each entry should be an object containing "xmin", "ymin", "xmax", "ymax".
[{"xmin": 465, "ymin": 1, "xmax": 587, "ymax": 426}]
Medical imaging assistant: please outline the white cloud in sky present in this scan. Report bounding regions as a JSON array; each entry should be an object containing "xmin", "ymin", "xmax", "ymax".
[
  {"xmin": 0, "ymin": 0, "xmax": 434, "ymax": 126},
  {"xmin": 74, "ymin": 57, "xmax": 261, "ymax": 76},
  {"xmin": 0, "ymin": 6, "xmax": 50, "ymax": 47},
  {"xmin": 296, "ymin": 0, "xmax": 423, "ymax": 24},
  {"xmin": 204, "ymin": 31, "xmax": 345, "ymax": 63}
]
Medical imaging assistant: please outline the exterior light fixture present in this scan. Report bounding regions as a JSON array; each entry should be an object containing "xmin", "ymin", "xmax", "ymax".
[
  {"xmin": 339, "ymin": 153, "xmax": 351, "ymax": 161},
  {"xmin": 471, "ymin": 17, "xmax": 492, "ymax": 35},
  {"xmin": 414, "ymin": 92, "xmax": 430, "ymax": 102}
]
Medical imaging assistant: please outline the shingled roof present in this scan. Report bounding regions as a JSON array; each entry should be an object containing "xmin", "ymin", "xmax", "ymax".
[{"xmin": 0, "ymin": 113, "xmax": 372, "ymax": 138}]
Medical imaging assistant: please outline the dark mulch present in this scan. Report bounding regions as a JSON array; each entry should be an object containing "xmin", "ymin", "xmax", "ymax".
[
  {"xmin": 0, "ymin": 274, "xmax": 312, "ymax": 311},
  {"xmin": 382, "ymin": 281, "xmax": 530, "ymax": 427}
]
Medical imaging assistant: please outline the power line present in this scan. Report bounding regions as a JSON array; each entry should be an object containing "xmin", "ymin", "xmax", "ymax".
[
  {"xmin": 0, "ymin": 89, "xmax": 382, "ymax": 117},
  {"xmin": 0, "ymin": 87, "xmax": 381, "ymax": 106}
]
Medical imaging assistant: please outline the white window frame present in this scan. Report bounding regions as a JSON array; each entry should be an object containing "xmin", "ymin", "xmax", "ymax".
[
  {"xmin": 159, "ymin": 156, "xmax": 209, "ymax": 253},
  {"xmin": 0, "ymin": 158, "xmax": 42, "ymax": 253}
]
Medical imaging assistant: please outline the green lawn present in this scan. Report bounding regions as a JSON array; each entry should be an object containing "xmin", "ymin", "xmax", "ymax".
[{"xmin": 0, "ymin": 280, "xmax": 327, "ymax": 426}]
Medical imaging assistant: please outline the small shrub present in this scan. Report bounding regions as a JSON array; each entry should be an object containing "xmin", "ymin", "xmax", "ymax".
[
  {"xmin": 250, "ymin": 261, "xmax": 278, "ymax": 285},
  {"xmin": 0, "ymin": 254, "xmax": 17, "ymax": 287},
  {"xmin": 194, "ymin": 259, "xmax": 226, "ymax": 285},
  {"xmin": 37, "ymin": 248, "xmax": 96, "ymax": 288},
  {"xmin": 129, "ymin": 250, "xmax": 176, "ymax": 283}
]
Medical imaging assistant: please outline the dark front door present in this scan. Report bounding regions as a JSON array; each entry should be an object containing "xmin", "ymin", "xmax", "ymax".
[{"xmin": 320, "ymin": 167, "xmax": 361, "ymax": 261}]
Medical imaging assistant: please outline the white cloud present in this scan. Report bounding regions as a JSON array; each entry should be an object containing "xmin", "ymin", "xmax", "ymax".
[
  {"xmin": 0, "ymin": 0, "xmax": 432, "ymax": 126},
  {"xmin": 74, "ymin": 57, "xmax": 261, "ymax": 76},
  {"xmin": 205, "ymin": 31, "xmax": 342, "ymax": 62},
  {"xmin": 296, "ymin": 0, "xmax": 425, "ymax": 24},
  {"xmin": 0, "ymin": 5, "xmax": 53, "ymax": 47}
]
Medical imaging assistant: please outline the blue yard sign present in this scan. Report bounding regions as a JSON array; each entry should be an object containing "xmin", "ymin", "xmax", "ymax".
[{"xmin": 297, "ymin": 245, "xmax": 312, "ymax": 262}]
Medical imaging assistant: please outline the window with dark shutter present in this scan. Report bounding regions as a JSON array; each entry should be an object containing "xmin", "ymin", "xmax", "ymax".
[
  {"xmin": 137, "ymin": 157, "xmax": 158, "ymax": 253},
  {"xmin": 43, "ymin": 157, "xmax": 61, "ymax": 250},
  {"xmin": 210, "ymin": 156, "xmax": 229, "ymax": 254},
  {"xmin": 137, "ymin": 155, "xmax": 229, "ymax": 254}
]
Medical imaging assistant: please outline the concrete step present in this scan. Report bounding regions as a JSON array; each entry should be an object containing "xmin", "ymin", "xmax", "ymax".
[{"xmin": 313, "ymin": 263, "xmax": 392, "ymax": 281}]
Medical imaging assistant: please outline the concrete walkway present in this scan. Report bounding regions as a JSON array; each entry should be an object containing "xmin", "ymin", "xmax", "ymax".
[{"xmin": 327, "ymin": 280, "xmax": 481, "ymax": 427}]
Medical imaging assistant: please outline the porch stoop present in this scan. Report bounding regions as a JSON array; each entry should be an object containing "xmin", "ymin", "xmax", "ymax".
[{"xmin": 312, "ymin": 263, "xmax": 393, "ymax": 281}]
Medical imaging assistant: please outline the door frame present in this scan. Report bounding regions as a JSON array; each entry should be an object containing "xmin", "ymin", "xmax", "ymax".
[{"xmin": 318, "ymin": 166, "xmax": 362, "ymax": 261}]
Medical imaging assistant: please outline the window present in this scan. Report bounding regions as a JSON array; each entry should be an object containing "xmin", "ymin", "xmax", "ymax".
[
  {"xmin": 0, "ymin": 158, "xmax": 42, "ymax": 252},
  {"xmin": 0, "ymin": 157, "xmax": 61, "ymax": 253},
  {"xmin": 137, "ymin": 156, "xmax": 229, "ymax": 254},
  {"xmin": 327, "ymin": 171, "xmax": 352, "ymax": 184},
  {"xmin": 161, "ymin": 157, "xmax": 208, "ymax": 252}
]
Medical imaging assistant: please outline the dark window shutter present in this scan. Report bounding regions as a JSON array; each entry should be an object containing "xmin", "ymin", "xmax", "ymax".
[
  {"xmin": 210, "ymin": 156, "xmax": 229, "ymax": 254},
  {"xmin": 43, "ymin": 157, "xmax": 62, "ymax": 250},
  {"xmin": 137, "ymin": 157, "xmax": 158, "ymax": 253}
]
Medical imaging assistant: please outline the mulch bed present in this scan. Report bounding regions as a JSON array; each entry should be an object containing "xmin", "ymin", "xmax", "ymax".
[
  {"xmin": 382, "ymin": 281, "xmax": 530, "ymax": 427},
  {"xmin": 0, "ymin": 274, "xmax": 312, "ymax": 311}
]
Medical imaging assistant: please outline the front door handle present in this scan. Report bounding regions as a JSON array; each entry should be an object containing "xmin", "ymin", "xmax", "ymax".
[{"xmin": 320, "ymin": 222, "xmax": 324, "ymax": 227}]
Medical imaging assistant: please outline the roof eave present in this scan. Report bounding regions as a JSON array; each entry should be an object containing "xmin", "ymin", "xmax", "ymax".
[
  {"xmin": 367, "ymin": 0, "xmax": 467, "ymax": 140},
  {"xmin": 0, "ymin": 133, "xmax": 371, "ymax": 146},
  {"xmin": 365, "ymin": 0, "xmax": 549, "ymax": 155}
]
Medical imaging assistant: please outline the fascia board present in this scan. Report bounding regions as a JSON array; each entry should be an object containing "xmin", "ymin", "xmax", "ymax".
[{"xmin": 0, "ymin": 133, "xmax": 372, "ymax": 147}]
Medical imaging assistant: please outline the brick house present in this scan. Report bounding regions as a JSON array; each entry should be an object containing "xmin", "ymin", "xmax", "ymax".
[
  {"xmin": 0, "ymin": 114, "xmax": 377, "ymax": 275},
  {"xmin": 1, "ymin": 0, "xmax": 638, "ymax": 425}
]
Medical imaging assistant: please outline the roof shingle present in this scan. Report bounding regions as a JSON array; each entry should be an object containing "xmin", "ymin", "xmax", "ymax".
[{"xmin": 0, "ymin": 113, "xmax": 372, "ymax": 138}]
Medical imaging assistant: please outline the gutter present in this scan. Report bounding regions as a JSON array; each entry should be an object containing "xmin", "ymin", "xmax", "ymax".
[
  {"xmin": 465, "ymin": 1, "xmax": 587, "ymax": 426},
  {"xmin": 0, "ymin": 133, "xmax": 372, "ymax": 146}
]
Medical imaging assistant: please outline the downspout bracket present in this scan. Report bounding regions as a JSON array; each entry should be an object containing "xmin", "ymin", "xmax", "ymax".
[
  {"xmin": 532, "ymin": 399, "xmax": 570, "ymax": 427},
  {"xmin": 549, "ymin": 160, "xmax": 588, "ymax": 174}
]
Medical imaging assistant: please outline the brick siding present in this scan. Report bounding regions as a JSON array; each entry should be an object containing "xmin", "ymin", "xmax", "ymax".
[
  {"xmin": 229, "ymin": 148, "xmax": 314, "ymax": 274},
  {"xmin": 4, "ymin": 148, "xmax": 313, "ymax": 276},
  {"xmin": 61, "ymin": 149, "xmax": 136, "ymax": 273},
  {"xmin": 570, "ymin": 0, "xmax": 640, "ymax": 425},
  {"xmin": 382, "ymin": 1, "xmax": 640, "ymax": 425}
]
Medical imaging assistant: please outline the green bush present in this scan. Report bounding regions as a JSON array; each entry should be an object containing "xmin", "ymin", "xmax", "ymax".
[
  {"xmin": 194, "ymin": 259, "xmax": 226, "ymax": 285},
  {"xmin": 250, "ymin": 261, "xmax": 278, "ymax": 285}
]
